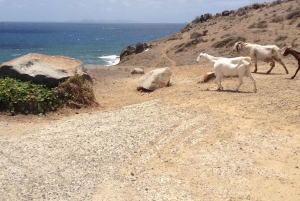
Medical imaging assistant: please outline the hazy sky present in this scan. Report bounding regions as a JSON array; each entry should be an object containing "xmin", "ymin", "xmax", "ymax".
[{"xmin": 0, "ymin": 0, "xmax": 274, "ymax": 23}]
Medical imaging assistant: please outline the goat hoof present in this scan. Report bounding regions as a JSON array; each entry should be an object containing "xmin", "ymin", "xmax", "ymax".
[{"xmin": 291, "ymin": 76, "xmax": 295, "ymax": 79}]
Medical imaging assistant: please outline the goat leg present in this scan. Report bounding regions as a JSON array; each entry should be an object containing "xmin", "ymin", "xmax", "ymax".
[
  {"xmin": 267, "ymin": 60, "xmax": 275, "ymax": 74},
  {"xmin": 291, "ymin": 66, "xmax": 300, "ymax": 79},
  {"xmin": 253, "ymin": 63, "xmax": 258, "ymax": 73}
]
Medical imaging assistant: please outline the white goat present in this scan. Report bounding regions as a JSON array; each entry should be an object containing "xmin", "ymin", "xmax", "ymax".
[
  {"xmin": 233, "ymin": 41, "xmax": 289, "ymax": 74},
  {"xmin": 197, "ymin": 52, "xmax": 257, "ymax": 92}
]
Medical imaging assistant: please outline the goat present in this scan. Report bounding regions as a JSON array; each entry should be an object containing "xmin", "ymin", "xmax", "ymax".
[
  {"xmin": 283, "ymin": 47, "xmax": 300, "ymax": 79},
  {"xmin": 233, "ymin": 41, "xmax": 289, "ymax": 74},
  {"xmin": 197, "ymin": 52, "xmax": 257, "ymax": 92}
]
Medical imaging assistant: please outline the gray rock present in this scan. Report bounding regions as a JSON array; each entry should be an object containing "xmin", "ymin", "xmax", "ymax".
[
  {"xmin": 0, "ymin": 53, "xmax": 91, "ymax": 87},
  {"xmin": 137, "ymin": 67, "xmax": 172, "ymax": 91}
]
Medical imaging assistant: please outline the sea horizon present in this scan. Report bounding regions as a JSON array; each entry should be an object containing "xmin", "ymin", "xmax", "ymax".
[{"xmin": 0, "ymin": 22, "xmax": 186, "ymax": 66}]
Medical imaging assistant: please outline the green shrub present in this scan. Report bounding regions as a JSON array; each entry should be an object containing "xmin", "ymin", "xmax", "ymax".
[{"xmin": 0, "ymin": 74, "xmax": 97, "ymax": 115}]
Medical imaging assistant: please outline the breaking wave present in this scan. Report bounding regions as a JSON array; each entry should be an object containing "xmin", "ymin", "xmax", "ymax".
[{"xmin": 98, "ymin": 55, "xmax": 120, "ymax": 66}]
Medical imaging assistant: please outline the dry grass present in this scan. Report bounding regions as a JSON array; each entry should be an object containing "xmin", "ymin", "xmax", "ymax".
[{"xmin": 58, "ymin": 74, "xmax": 98, "ymax": 109}]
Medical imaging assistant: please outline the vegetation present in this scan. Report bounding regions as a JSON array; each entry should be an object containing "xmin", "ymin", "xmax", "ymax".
[
  {"xmin": 0, "ymin": 74, "xmax": 97, "ymax": 116},
  {"xmin": 190, "ymin": 30, "xmax": 208, "ymax": 39},
  {"xmin": 248, "ymin": 21, "xmax": 268, "ymax": 29},
  {"xmin": 286, "ymin": 9, "xmax": 300, "ymax": 20},
  {"xmin": 271, "ymin": 16, "xmax": 283, "ymax": 23},
  {"xmin": 213, "ymin": 36, "xmax": 246, "ymax": 48},
  {"xmin": 275, "ymin": 35, "xmax": 288, "ymax": 42}
]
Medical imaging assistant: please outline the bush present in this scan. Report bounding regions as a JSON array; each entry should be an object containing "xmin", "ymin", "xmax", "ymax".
[
  {"xmin": 248, "ymin": 21, "xmax": 268, "ymax": 29},
  {"xmin": 275, "ymin": 35, "xmax": 288, "ymax": 42},
  {"xmin": 190, "ymin": 30, "xmax": 208, "ymax": 39},
  {"xmin": 190, "ymin": 32, "xmax": 203, "ymax": 39},
  {"xmin": 58, "ymin": 74, "xmax": 97, "ymax": 109},
  {"xmin": 271, "ymin": 16, "xmax": 283, "ymax": 23},
  {"xmin": 286, "ymin": 9, "xmax": 300, "ymax": 20},
  {"xmin": 0, "ymin": 74, "xmax": 97, "ymax": 115},
  {"xmin": 213, "ymin": 36, "xmax": 246, "ymax": 48}
]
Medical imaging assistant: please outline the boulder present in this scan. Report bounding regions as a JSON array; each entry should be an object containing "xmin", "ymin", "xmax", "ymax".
[
  {"xmin": 198, "ymin": 72, "xmax": 216, "ymax": 83},
  {"xmin": 120, "ymin": 45, "xmax": 136, "ymax": 61},
  {"xmin": 135, "ymin": 42, "xmax": 145, "ymax": 54},
  {"xmin": 222, "ymin": 10, "xmax": 231, "ymax": 16},
  {"xmin": 0, "ymin": 53, "xmax": 91, "ymax": 87},
  {"xmin": 137, "ymin": 67, "xmax": 172, "ymax": 91},
  {"xmin": 131, "ymin": 68, "xmax": 144, "ymax": 75},
  {"xmin": 119, "ymin": 43, "xmax": 149, "ymax": 62},
  {"xmin": 203, "ymin": 13, "xmax": 213, "ymax": 21}
]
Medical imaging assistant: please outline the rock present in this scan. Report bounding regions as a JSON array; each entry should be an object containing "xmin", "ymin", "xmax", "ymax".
[
  {"xmin": 131, "ymin": 68, "xmax": 144, "ymax": 75},
  {"xmin": 120, "ymin": 45, "xmax": 136, "ymax": 61},
  {"xmin": 120, "ymin": 43, "xmax": 149, "ymax": 62},
  {"xmin": 222, "ymin": 10, "xmax": 231, "ymax": 16},
  {"xmin": 0, "ymin": 53, "xmax": 91, "ymax": 87},
  {"xmin": 198, "ymin": 72, "xmax": 216, "ymax": 83},
  {"xmin": 137, "ymin": 67, "xmax": 172, "ymax": 91},
  {"xmin": 135, "ymin": 42, "xmax": 145, "ymax": 54},
  {"xmin": 203, "ymin": 13, "xmax": 213, "ymax": 21}
]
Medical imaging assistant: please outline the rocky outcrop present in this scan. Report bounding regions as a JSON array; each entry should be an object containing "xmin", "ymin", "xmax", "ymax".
[
  {"xmin": 119, "ymin": 43, "xmax": 149, "ymax": 62},
  {"xmin": 0, "ymin": 53, "xmax": 91, "ymax": 87},
  {"xmin": 203, "ymin": 13, "xmax": 213, "ymax": 21},
  {"xmin": 222, "ymin": 10, "xmax": 235, "ymax": 16},
  {"xmin": 137, "ymin": 67, "xmax": 172, "ymax": 91}
]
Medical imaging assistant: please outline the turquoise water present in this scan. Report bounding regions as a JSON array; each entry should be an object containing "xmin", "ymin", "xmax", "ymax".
[{"xmin": 0, "ymin": 22, "xmax": 185, "ymax": 66}]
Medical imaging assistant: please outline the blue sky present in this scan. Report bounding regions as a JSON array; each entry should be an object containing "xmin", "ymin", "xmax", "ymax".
[{"xmin": 0, "ymin": 0, "xmax": 274, "ymax": 23}]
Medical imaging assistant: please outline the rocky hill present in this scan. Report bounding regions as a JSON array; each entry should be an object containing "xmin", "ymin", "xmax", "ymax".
[{"xmin": 119, "ymin": 0, "xmax": 300, "ymax": 67}]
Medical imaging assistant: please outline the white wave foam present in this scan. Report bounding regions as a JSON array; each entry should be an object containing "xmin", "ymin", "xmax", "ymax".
[{"xmin": 98, "ymin": 55, "xmax": 120, "ymax": 66}]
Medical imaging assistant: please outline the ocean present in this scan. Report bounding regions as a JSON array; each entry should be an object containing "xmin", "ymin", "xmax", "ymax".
[{"xmin": 0, "ymin": 22, "xmax": 185, "ymax": 66}]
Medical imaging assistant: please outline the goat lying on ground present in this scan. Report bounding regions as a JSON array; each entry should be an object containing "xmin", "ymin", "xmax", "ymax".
[
  {"xmin": 197, "ymin": 52, "xmax": 257, "ymax": 92},
  {"xmin": 283, "ymin": 47, "xmax": 300, "ymax": 79},
  {"xmin": 233, "ymin": 41, "xmax": 289, "ymax": 74}
]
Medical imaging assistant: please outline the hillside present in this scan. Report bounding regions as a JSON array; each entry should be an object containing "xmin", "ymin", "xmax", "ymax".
[
  {"xmin": 1, "ymin": 0, "xmax": 300, "ymax": 201},
  {"xmin": 119, "ymin": 0, "xmax": 300, "ymax": 67}
]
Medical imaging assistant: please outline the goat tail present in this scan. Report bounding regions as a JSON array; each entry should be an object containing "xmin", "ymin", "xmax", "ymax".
[
  {"xmin": 244, "ymin": 57, "xmax": 252, "ymax": 65},
  {"xmin": 243, "ymin": 57, "xmax": 252, "ymax": 75}
]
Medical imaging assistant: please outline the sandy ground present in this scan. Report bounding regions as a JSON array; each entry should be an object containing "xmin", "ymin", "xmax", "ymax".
[
  {"xmin": 1, "ymin": 53, "xmax": 300, "ymax": 200},
  {"xmin": 1, "ymin": 2, "xmax": 300, "ymax": 199}
]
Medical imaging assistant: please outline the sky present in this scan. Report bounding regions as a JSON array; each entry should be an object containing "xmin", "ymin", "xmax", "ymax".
[{"xmin": 0, "ymin": 0, "xmax": 275, "ymax": 23}]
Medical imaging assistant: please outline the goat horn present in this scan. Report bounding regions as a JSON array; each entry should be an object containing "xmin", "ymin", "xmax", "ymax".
[{"xmin": 239, "ymin": 41, "xmax": 246, "ymax": 46}]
